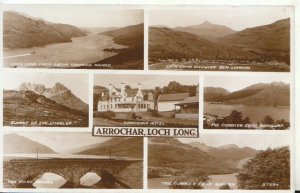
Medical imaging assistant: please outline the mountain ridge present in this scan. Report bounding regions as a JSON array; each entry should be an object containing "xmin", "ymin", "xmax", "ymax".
[
  {"xmin": 4, "ymin": 11, "xmax": 86, "ymax": 49},
  {"xmin": 220, "ymin": 18, "xmax": 290, "ymax": 64},
  {"xmin": 19, "ymin": 82, "xmax": 88, "ymax": 112},
  {"xmin": 174, "ymin": 21, "xmax": 236, "ymax": 39},
  {"xmin": 204, "ymin": 82, "xmax": 290, "ymax": 106},
  {"xmin": 149, "ymin": 26, "xmax": 258, "ymax": 61}
]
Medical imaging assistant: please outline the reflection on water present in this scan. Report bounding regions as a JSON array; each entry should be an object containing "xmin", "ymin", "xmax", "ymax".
[
  {"xmin": 80, "ymin": 172, "xmax": 101, "ymax": 187},
  {"xmin": 33, "ymin": 172, "xmax": 66, "ymax": 188},
  {"xmin": 4, "ymin": 153, "xmax": 140, "ymax": 161},
  {"xmin": 204, "ymin": 102, "xmax": 289, "ymax": 122},
  {"xmin": 148, "ymin": 173, "xmax": 238, "ymax": 189}
]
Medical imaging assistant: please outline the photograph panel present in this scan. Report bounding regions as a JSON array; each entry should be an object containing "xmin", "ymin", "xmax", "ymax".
[
  {"xmin": 203, "ymin": 75, "xmax": 290, "ymax": 130},
  {"xmin": 3, "ymin": 5, "xmax": 144, "ymax": 69},
  {"xmin": 148, "ymin": 134, "xmax": 290, "ymax": 190},
  {"xmin": 93, "ymin": 74, "xmax": 199, "ymax": 130},
  {"xmin": 3, "ymin": 73, "xmax": 89, "ymax": 127},
  {"xmin": 3, "ymin": 131, "xmax": 143, "ymax": 189},
  {"xmin": 148, "ymin": 6, "xmax": 292, "ymax": 72}
]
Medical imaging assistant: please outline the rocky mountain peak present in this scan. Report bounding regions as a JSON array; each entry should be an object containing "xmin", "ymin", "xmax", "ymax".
[
  {"xmin": 19, "ymin": 82, "xmax": 46, "ymax": 95},
  {"xmin": 52, "ymin": 82, "xmax": 69, "ymax": 92},
  {"xmin": 218, "ymin": 144, "xmax": 240, "ymax": 150},
  {"xmin": 201, "ymin": 21, "xmax": 213, "ymax": 26}
]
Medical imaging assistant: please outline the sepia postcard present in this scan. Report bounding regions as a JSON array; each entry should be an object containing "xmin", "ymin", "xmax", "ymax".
[
  {"xmin": 148, "ymin": 6, "xmax": 292, "ymax": 72},
  {"xmin": 93, "ymin": 74, "xmax": 199, "ymax": 136},
  {"xmin": 3, "ymin": 73, "xmax": 89, "ymax": 127},
  {"xmin": 0, "ymin": 2, "xmax": 296, "ymax": 193},
  {"xmin": 148, "ymin": 134, "xmax": 290, "ymax": 190},
  {"xmin": 203, "ymin": 75, "xmax": 290, "ymax": 130},
  {"xmin": 3, "ymin": 131, "xmax": 143, "ymax": 189},
  {"xmin": 2, "ymin": 5, "xmax": 144, "ymax": 69}
]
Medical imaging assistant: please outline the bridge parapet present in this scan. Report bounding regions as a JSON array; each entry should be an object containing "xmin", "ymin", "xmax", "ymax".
[{"xmin": 3, "ymin": 158, "xmax": 139, "ymax": 188}]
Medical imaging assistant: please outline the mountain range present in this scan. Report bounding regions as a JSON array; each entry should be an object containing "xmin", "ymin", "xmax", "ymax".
[
  {"xmin": 204, "ymin": 82, "xmax": 290, "ymax": 106},
  {"xmin": 77, "ymin": 137, "xmax": 143, "ymax": 159},
  {"xmin": 189, "ymin": 142, "xmax": 257, "ymax": 169},
  {"xmin": 148, "ymin": 138, "xmax": 257, "ymax": 175},
  {"xmin": 3, "ymin": 83, "xmax": 88, "ymax": 127},
  {"xmin": 149, "ymin": 18, "xmax": 290, "ymax": 64},
  {"xmin": 149, "ymin": 26, "xmax": 257, "ymax": 60},
  {"xmin": 4, "ymin": 134, "xmax": 142, "ymax": 159},
  {"xmin": 3, "ymin": 11, "xmax": 86, "ymax": 49},
  {"xmin": 19, "ymin": 82, "xmax": 88, "ymax": 112},
  {"xmin": 174, "ymin": 21, "xmax": 236, "ymax": 40}
]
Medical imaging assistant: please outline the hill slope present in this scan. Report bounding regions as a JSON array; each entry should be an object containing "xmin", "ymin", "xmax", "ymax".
[
  {"xmin": 174, "ymin": 21, "xmax": 236, "ymax": 39},
  {"xmin": 220, "ymin": 18, "xmax": 290, "ymax": 64},
  {"xmin": 149, "ymin": 138, "xmax": 237, "ymax": 175},
  {"xmin": 204, "ymin": 87, "xmax": 230, "ymax": 102},
  {"xmin": 78, "ymin": 137, "xmax": 143, "ymax": 159},
  {"xmin": 3, "ymin": 90, "xmax": 88, "ymax": 127},
  {"xmin": 149, "ymin": 27, "xmax": 257, "ymax": 60},
  {"xmin": 4, "ymin": 133, "xmax": 56, "ymax": 154},
  {"xmin": 3, "ymin": 11, "xmax": 86, "ymax": 49},
  {"xmin": 94, "ymin": 24, "xmax": 144, "ymax": 69},
  {"xmin": 204, "ymin": 82, "xmax": 290, "ymax": 106}
]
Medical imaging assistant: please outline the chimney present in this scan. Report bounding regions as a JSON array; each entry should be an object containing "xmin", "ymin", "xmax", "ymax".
[
  {"xmin": 120, "ymin": 83, "xmax": 125, "ymax": 95},
  {"xmin": 138, "ymin": 83, "xmax": 141, "ymax": 91},
  {"xmin": 108, "ymin": 84, "xmax": 113, "ymax": 92}
]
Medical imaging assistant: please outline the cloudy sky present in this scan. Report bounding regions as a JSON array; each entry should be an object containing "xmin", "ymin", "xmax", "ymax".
[
  {"xmin": 149, "ymin": 6, "xmax": 292, "ymax": 31},
  {"xmin": 94, "ymin": 74, "xmax": 198, "ymax": 89},
  {"xmin": 3, "ymin": 5, "xmax": 143, "ymax": 28},
  {"xmin": 204, "ymin": 75, "xmax": 290, "ymax": 92},
  {"xmin": 3, "ymin": 73, "xmax": 89, "ymax": 103},
  {"xmin": 179, "ymin": 133, "xmax": 290, "ymax": 150}
]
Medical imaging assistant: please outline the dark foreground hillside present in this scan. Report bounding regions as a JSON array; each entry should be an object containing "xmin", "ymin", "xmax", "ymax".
[
  {"xmin": 3, "ymin": 90, "xmax": 88, "ymax": 127},
  {"xmin": 93, "ymin": 24, "xmax": 144, "ymax": 69}
]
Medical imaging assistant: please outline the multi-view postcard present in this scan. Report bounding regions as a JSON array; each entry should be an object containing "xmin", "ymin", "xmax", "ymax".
[
  {"xmin": 93, "ymin": 74, "xmax": 199, "ymax": 129},
  {"xmin": 203, "ymin": 75, "xmax": 290, "ymax": 130},
  {"xmin": 3, "ymin": 73, "xmax": 89, "ymax": 127},
  {"xmin": 3, "ymin": 132, "xmax": 143, "ymax": 189},
  {"xmin": 148, "ymin": 134, "xmax": 290, "ymax": 190},
  {"xmin": 148, "ymin": 6, "xmax": 292, "ymax": 72},
  {"xmin": 3, "ymin": 5, "xmax": 144, "ymax": 69}
]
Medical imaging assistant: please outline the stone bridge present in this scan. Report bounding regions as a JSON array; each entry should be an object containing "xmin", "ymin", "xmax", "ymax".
[{"xmin": 3, "ymin": 158, "xmax": 140, "ymax": 189}]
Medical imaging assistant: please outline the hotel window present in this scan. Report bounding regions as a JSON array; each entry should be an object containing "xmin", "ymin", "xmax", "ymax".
[
  {"xmin": 115, "ymin": 104, "xmax": 117, "ymax": 108},
  {"xmin": 132, "ymin": 97, "xmax": 134, "ymax": 101},
  {"xmin": 111, "ymin": 104, "xmax": 113, "ymax": 109}
]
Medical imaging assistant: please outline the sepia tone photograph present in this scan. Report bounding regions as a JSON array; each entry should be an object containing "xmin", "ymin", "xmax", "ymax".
[
  {"xmin": 3, "ymin": 5, "xmax": 144, "ymax": 69},
  {"xmin": 3, "ymin": 132, "xmax": 143, "ymax": 189},
  {"xmin": 148, "ymin": 6, "xmax": 291, "ymax": 72},
  {"xmin": 148, "ymin": 134, "xmax": 290, "ymax": 190},
  {"xmin": 203, "ymin": 76, "xmax": 290, "ymax": 130},
  {"xmin": 3, "ymin": 73, "xmax": 89, "ymax": 127},
  {"xmin": 93, "ymin": 74, "xmax": 199, "ymax": 128}
]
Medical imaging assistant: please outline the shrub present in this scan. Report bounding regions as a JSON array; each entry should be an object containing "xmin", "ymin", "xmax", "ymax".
[
  {"xmin": 93, "ymin": 111, "xmax": 115, "ymax": 119},
  {"xmin": 219, "ymin": 184, "xmax": 231, "ymax": 189},
  {"xmin": 147, "ymin": 109, "xmax": 160, "ymax": 117},
  {"xmin": 237, "ymin": 146, "xmax": 290, "ymax": 189},
  {"xmin": 169, "ymin": 170, "xmax": 210, "ymax": 189}
]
